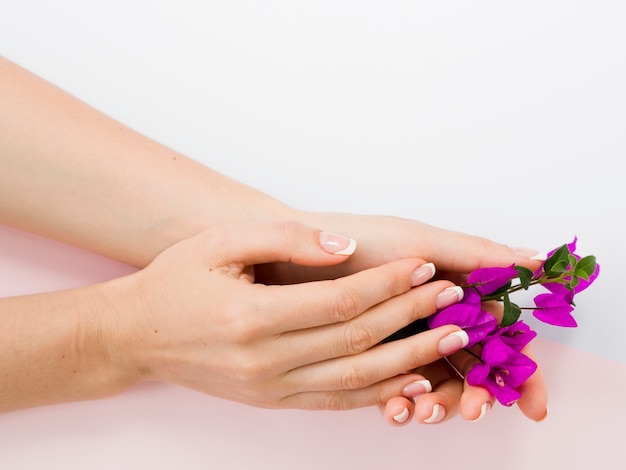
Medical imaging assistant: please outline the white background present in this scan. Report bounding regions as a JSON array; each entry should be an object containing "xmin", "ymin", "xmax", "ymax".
[{"xmin": 1, "ymin": 2, "xmax": 625, "ymax": 469}]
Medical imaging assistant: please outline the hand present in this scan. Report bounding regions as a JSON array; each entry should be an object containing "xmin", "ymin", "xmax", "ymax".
[
  {"xmin": 255, "ymin": 212, "xmax": 549, "ymax": 423},
  {"xmin": 257, "ymin": 212, "xmax": 545, "ymax": 284},
  {"xmin": 100, "ymin": 221, "xmax": 468, "ymax": 410},
  {"xmin": 380, "ymin": 302, "xmax": 548, "ymax": 426}
]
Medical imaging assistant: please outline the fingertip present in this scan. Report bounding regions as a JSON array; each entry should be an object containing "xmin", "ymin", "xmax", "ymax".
[
  {"xmin": 319, "ymin": 231, "xmax": 357, "ymax": 255},
  {"xmin": 383, "ymin": 396, "xmax": 414, "ymax": 426}
]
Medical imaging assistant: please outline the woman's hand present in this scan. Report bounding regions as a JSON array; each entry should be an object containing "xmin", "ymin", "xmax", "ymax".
[
  {"xmin": 100, "ymin": 221, "xmax": 468, "ymax": 411},
  {"xmin": 254, "ymin": 212, "xmax": 549, "ymax": 424}
]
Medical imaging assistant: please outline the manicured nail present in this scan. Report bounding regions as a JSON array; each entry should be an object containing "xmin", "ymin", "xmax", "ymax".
[
  {"xmin": 402, "ymin": 379, "xmax": 433, "ymax": 398},
  {"xmin": 435, "ymin": 286, "xmax": 464, "ymax": 309},
  {"xmin": 411, "ymin": 263, "xmax": 436, "ymax": 286},
  {"xmin": 513, "ymin": 247, "xmax": 547, "ymax": 261},
  {"xmin": 471, "ymin": 402, "xmax": 491, "ymax": 422},
  {"xmin": 424, "ymin": 403, "xmax": 446, "ymax": 424},
  {"xmin": 393, "ymin": 407, "xmax": 410, "ymax": 423},
  {"xmin": 319, "ymin": 232, "xmax": 357, "ymax": 255},
  {"xmin": 437, "ymin": 330, "xmax": 469, "ymax": 355}
]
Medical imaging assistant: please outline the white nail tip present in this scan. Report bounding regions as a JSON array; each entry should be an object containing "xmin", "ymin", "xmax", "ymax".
[
  {"xmin": 418, "ymin": 379, "xmax": 433, "ymax": 394},
  {"xmin": 393, "ymin": 407, "xmax": 410, "ymax": 423},
  {"xmin": 452, "ymin": 330, "xmax": 470, "ymax": 348},
  {"xmin": 422, "ymin": 262, "xmax": 436, "ymax": 277},
  {"xmin": 530, "ymin": 252, "xmax": 548, "ymax": 261},
  {"xmin": 471, "ymin": 402, "xmax": 490, "ymax": 422},
  {"xmin": 424, "ymin": 404, "xmax": 445, "ymax": 424},
  {"xmin": 450, "ymin": 285, "xmax": 464, "ymax": 301},
  {"xmin": 334, "ymin": 238, "xmax": 357, "ymax": 255}
]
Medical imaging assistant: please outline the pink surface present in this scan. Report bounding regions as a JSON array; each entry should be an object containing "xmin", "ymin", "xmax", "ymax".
[{"xmin": 1, "ymin": 224, "xmax": 625, "ymax": 469}]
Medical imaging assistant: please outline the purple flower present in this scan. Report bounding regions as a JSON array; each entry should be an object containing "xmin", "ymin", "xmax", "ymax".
[
  {"xmin": 428, "ymin": 288, "xmax": 498, "ymax": 347},
  {"xmin": 492, "ymin": 321, "xmax": 537, "ymax": 351},
  {"xmin": 533, "ymin": 292, "xmax": 577, "ymax": 327},
  {"xmin": 467, "ymin": 322, "xmax": 538, "ymax": 406},
  {"xmin": 467, "ymin": 264, "xmax": 519, "ymax": 296}
]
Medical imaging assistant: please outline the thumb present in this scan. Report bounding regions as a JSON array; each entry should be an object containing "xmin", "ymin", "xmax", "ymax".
[{"xmin": 200, "ymin": 221, "xmax": 357, "ymax": 267}]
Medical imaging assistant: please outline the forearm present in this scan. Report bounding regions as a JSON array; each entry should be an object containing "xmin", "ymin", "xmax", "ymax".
[
  {"xmin": 0, "ymin": 56, "xmax": 294, "ymax": 267},
  {"xmin": 0, "ymin": 285, "xmax": 135, "ymax": 412}
]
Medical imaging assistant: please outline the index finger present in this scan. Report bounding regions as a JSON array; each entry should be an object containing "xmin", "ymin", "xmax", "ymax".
[{"xmin": 255, "ymin": 257, "xmax": 435, "ymax": 334}]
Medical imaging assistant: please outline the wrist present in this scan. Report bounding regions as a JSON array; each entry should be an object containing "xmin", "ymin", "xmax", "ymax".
[{"xmin": 94, "ymin": 277, "xmax": 152, "ymax": 390}]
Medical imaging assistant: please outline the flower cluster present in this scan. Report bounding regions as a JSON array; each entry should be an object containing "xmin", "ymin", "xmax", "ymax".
[{"xmin": 428, "ymin": 237, "xmax": 599, "ymax": 406}]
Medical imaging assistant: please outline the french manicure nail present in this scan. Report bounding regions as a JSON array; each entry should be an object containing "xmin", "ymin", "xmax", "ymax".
[
  {"xmin": 435, "ymin": 286, "xmax": 464, "ymax": 310},
  {"xmin": 411, "ymin": 263, "xmax": 436, "ymax": 287},
  {"xmin": 424, "ymin": 403, "xmax": 446, "ymax": 424},
  {"xmin": 471, "ymin": 402, "xmax": 491, "ymax": 422},
  {"xmin": 437, "ymin": 330, "xmax": 469, "ymax": 356},
  {"xmin": 393, "ymin": 407, "xmax": 410, "ymax": 423},
  {"xmin": 319, "ymin": 231, "xmax": 357, "ymax": 255},
  {"xmin": 402, "ymin": 379, "xmax": 433, "ymax": 398},
  {"xmin": 513, "ymin": 247, "xmax": 547, "ymax": 261}
]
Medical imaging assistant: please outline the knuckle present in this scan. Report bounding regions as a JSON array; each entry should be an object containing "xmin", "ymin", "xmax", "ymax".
[
  {"xmin": 330, "ymin": 286, "xmax": 361, "ymax": 322},
  {"xmin": 343, "ymin": 323, "xmax": 375, "ymax": 355},
  {"xmin": 230, "ymin": 353, "xmax": 268, "ymax": 384},
  {"xmin": 340, "ymin": 362, "xmax": 369, "ymax": 390},
  {"xmin": 227, "ymin": 303, "xmax": 264, "ymax": 344},
  {"xmin": 278, "ymin": 220, "xmax": 304, "ymax": 247},
  {"xmin": 321, "ymin": 391, "xmax": 349, "ymax": 411}
]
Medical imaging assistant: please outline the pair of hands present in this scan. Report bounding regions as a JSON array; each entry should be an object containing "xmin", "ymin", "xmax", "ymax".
[{"xmin": 101, "ymin": 215, "xmax": 548, "ymax": 426}]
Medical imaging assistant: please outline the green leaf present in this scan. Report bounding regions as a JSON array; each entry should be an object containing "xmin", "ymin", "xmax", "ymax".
[
  {"xmin": 568, "ymin": 254, "xmax": 578, "ymax": 270},
  {"xmin": 544, "ymin": 244, "xmax": 570, "ymax": 276},
  {"xmin": 501, "ymin": 293, "xmax": 522, "ymax": 327},
  {"xmin": 515, "ymin": 266, "xmax": 534, "ymax": 290},
  {"xmin": 573, "ymin": 268, "xmax": 590, "ymax": 281},
  {"xmin": 576, "ymin": 255, "xmax": 597, "ymax": 278},
  {"xmin": 569, "ymin": 275, "xmax": 580, "ymax": 290}
]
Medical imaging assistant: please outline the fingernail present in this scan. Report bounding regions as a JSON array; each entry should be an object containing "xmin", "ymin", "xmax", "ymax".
[
  {"xmin": 470, "ymin": 402, "xmax": 491, "ymax": 422},
  {"xmin": 393, "ymin": 407, "xmax": 410, "ymax": 423},
  {"xmin": 513, "ymin": 247, "xmax": 547, "ymax": 261},
  {"xmin": 437, "ymin": 330, "xmax": 469, "ymax": 355},
  {"xmin": 411, "ymin": 263, "xmax": 436, "ymax": 287},
  {"xmin": 402, "ymin": 379, "xmax": 433, "ymax": 398},
  {"xmin": 319, "ymin": 232, "xmax": 357, "ymax": 255},
  {"xmin": 424, "ymin": 403, "xmax": 446, "ymax": 424},
  {"xmin": 435, "ymin": 286, "xmax": 464, "ymax": 309}
]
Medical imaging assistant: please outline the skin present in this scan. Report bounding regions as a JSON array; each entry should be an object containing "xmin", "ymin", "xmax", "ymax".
[{"xmin": 0, "ymin": 56, "xmax": 547, "ymax": 422}]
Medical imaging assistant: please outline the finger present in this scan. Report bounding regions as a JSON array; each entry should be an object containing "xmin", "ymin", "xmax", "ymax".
[
  {"xmin": 281, "ymin": 373, "xmax": 424, "ymax": 411},
  {"xmin": 380, "ymin": 396, "xmax": 415, "ymax": 426},
  {"xmin": 440, "ymin": 347, "xmax": 496, "ymax": 421},
  {"xmin": 282, "ymin": 325, "xmax": 464, "ymax": 393},
  {"xmin": 413, "ymin": 227, "xmax": 546, "ymax": 274},
  {"xmin": 257, "ymin": 257, "xmax": 436, "ymax": 333},
  {"xmin": 410, "ymin": 360, "xmax": 463, "ymax": 424},
  {"xmin": 200, "ymin": 221, "xmax": 358, "ymax": 267},
  {"xmin": 516, "ymin": 345, "xmax": 549, "ymax": 421},
  {"xmin": 276, "ymin": 279, "xmax": 458, "ymax": 366}
]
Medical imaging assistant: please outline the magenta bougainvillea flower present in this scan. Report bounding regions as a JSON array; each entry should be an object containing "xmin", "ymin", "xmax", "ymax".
[
  {"xmin": 426, "ymin": 238, "xmax": 599, "ymax": 406},
  {"xmin": 466, "ymin": 321, "xmax": 538, "ymax": 405},
  {"xmin": 467, "ymin": 336, "xmax": 537, "ymax": 405}
]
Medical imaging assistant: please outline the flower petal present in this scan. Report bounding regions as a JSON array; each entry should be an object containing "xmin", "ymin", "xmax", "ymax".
[
  {"xmin": 468, "ymin": 264, "xmax": 518, "ymax": 296},
  {"xmin": 533, "ymin": 293, "xmax": 577, "ymax": 327}
]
